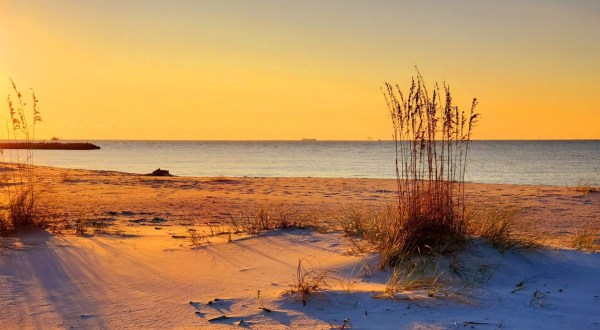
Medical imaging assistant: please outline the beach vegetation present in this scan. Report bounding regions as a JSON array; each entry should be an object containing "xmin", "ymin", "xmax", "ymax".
[
  {"xmin": 289, "ymin": 258, "xmax": 332, "ymax": 306},
  {"xmin": 374, "ymin": 253, "xmax": 482, "ymax": 305},
  {"xmin": 574, "ymin": 180, "xmax": 599, "ymax": 195},
  {"xmin": 226, "ymin": 206, "xmax": 312, "ymax": 235},
  {"xmin": 571, "ymin": 225, "xmax": 598, "ymax": 251},
  {"xmin": 338, "ymin": 207, "xmax": 371, "ymax": 237},
  {"xmin": 73, "ymin": 217, "xmax": 89, "ymax": 236},
  {"xmin": 377, "ymin": 70, "xmax": 479, "ymax": 267},
  {"xmin": 329, "ymin": 319, "xmax": 352, "ymax": 330},
  {"xmin": 256, "ymin": 290, "xmax": 272, "ymax": 313},
  {"xmin": 188, "ymin": 226, "xmax": 213, "ymax": 246},
  {"xmin": 383, "ymin": 262, "xmax": 443, "ymax": 299},
  {"xmin": 465, "ymin": 203, "xmax": 538, "ymax": 253},
  {"xmin": 0, "ymin": 80, "xmax": 46, "ymax": 235}
]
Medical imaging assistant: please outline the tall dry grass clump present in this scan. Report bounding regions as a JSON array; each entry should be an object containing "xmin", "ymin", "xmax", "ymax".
[
  {"xmin": 0, "ymin": 79, "xmax": 43, "ymax": 235},
  {"xmin": 379, "ymin": 71, "xmax": 479, "ymax": 267}
]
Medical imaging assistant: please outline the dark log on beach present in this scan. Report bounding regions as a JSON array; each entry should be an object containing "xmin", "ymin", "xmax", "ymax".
[{"xmin": 0, "ymin": 142, "xmax": 101, "ymax": 150}]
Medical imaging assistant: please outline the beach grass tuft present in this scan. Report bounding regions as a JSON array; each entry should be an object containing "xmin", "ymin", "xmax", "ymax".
[
  {"xmin": 466, "ymin": 203, "xmax": 538, "ymax": 253},
  {"xmin": 289, "ymin": 258, "xmax": 332, "ymax": 306},
  {"xmin": 226, "ymin": 206, "xmax": 312, "ymax": 235},
  {"xmin": 0, "ymin": 80, "xmax": 47, "ymax": 235},
  {"xmin": 574, "ymin": 180, "xmax": 600, "ymax": 195},
  {"xmin": 571, "ymin": 225, "xmax": 598, "ymax": 251},
  {"xmin": 376, "ymin": 70, "xmax": 479, "ymax": 268}
]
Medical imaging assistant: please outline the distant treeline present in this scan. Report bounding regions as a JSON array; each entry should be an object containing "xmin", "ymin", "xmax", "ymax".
[{"xmin": 0, "ymin": 142, "xmax": 101, "ymax": 150}]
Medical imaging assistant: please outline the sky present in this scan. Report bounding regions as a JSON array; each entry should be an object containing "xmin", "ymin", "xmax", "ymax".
[{"xmin": 1, "ymin": 0, "xmax": 599, "ymax": 140}]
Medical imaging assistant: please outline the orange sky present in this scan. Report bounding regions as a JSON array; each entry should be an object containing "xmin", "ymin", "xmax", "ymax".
[{"xmin": 1, "ymin": 1, "xmax": 599, "ymax": 140}]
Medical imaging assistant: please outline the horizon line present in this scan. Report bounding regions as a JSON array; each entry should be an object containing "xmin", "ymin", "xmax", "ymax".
[{"xmin": 20, "ymin": 138, "xmax": 600, "ymax": 142}]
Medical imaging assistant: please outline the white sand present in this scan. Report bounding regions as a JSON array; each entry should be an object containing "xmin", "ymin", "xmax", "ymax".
[{"xmin": 1, "ymin": 226, "xmax": 599, "ymax": 329}]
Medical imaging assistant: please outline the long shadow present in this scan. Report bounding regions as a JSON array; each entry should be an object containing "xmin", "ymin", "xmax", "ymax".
[{"xmin": 0, "ymin": 229, "xmax": 107, "ymax": 328}]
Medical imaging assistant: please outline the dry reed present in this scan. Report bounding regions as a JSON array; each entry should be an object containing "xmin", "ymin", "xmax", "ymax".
[
  {"xmin": 289, "ymin": 258, "xmax": 332, "ymax": 306},
  {"xmin": 0, "ymin": 79, "xmax": 44, "ymax": 235},
  {"xmin": 377, "ymin": 70, "xmax": 479, "ymax": 268}
]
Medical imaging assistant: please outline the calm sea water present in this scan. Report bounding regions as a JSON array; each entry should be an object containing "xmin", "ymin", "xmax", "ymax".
[{"xmin": 16, "ymin": 140, "xmax": 600, "ymax": 186}]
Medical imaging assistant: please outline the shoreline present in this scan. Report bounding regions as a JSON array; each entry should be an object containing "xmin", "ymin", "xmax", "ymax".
[
  {"xmin": 3, "ymin": 162, "xmax": 590, "ymax": 188},
  {"xmin": 19, "ymin": 139, "xmax": 600, "ymax": 187}
]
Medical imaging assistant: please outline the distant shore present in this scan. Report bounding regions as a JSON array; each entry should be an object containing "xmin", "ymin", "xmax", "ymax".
[{"xmin": 0, "ymin": 142, "xmax": 101, "ymax": 150}]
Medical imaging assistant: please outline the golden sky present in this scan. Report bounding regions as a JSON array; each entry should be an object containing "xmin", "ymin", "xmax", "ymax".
[{"xmin": 1, "ymin": 0, "xmax": 599, "ymax": 140}]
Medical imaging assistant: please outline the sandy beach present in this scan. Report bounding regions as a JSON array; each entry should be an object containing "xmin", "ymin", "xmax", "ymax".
[
  {"xmin": 0, "ymin": 165, "xmax": 599, "ymax": 329},
  {"xmin": 4, "ymin": 1, "xmax": 599, "ymax": 328},
  {"xmin": 30, "ymin": 165, "xmax": 599, "ymax": 246}
]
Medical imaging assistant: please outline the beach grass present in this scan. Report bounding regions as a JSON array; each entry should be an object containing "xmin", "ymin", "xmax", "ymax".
[
  {"xmin": 376, "ymin": 71, "xmax": 479, "ymax": 267},
  {"xmin": 571, "ymin": 225, "xmax": 598, "ymax": 251},
  {"xmin": 225, "ymin": 206, "xmax": 313, "ymax": 235},
  {"xmin": 466, "ymin": 203, "xmax": 538, "ymax": 253},
  {"xmin": 289, "ymin": 258, "xmax": 332, "ymax": 306},
  {"xmin": 0, "ymin": 80, "xmax": 46, "ymax": 235}
]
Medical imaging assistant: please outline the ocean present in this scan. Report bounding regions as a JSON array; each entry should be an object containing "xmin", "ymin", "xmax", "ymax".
[{"xmin": 14, "ymin": 140, "xmax": 600, "ymax": 186}]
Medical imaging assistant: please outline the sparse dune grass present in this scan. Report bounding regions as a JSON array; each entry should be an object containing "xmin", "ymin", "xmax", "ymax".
[
  {"xmin": 571, "ymin": 225, "xmax": 598, "ymax": 251},
  {"xmin": 225, "ymin": 206, "xmax": 315, "ymax": 235},
  {"xmin": 289, "ymin": 258, "xmax": 333, "ymax": 306},
  {"xmin": 573, "ymin": 180, "xmax": 600, "ymax": 195},
  {"xmin": 465, "ymin": 203, "xmax": 539, "ymax": 253}
]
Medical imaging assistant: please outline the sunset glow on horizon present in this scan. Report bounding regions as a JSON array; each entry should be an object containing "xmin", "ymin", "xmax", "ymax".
[{"xmin": 1, "ymin": 0, "xmax": 599, "ymax": 140}]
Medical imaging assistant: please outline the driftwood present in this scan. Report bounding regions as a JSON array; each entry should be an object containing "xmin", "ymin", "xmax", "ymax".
[{"xmin": 147, "ymin": 168, "xmax": 173, "ymax": 177}]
